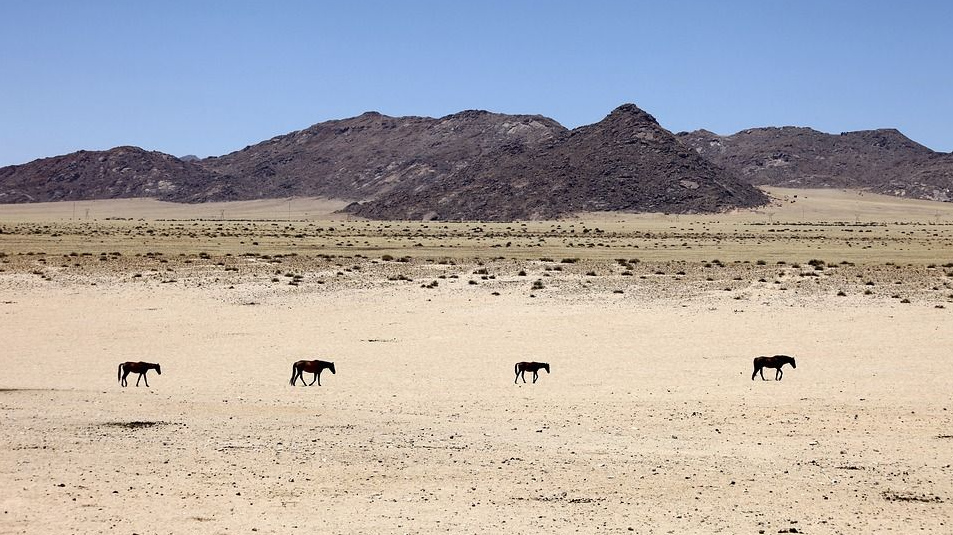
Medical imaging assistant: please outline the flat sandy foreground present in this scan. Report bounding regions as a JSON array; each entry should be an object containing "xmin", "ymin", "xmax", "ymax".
[{"xmin": 2, "ymin": 189, "xmax": 953, "ymax": 534}]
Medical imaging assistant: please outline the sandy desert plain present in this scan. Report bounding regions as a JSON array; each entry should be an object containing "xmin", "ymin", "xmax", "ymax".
[{"xmin": 2, "ymin": 187, "xmax": 953, "ymax": 534}]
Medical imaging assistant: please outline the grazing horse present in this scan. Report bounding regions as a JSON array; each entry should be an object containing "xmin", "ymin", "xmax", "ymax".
[
  {"xmin": 514, "ymin": 361, "xmax": 550, "ymax": 384},
  {"xmin": 752, "ymin": 355, "xmax": 796, "ymax": 381},
  {"xmin": 118, "ymin": 361, "xmax": 161, "ymax": 387},
  {"xmin": 290, "ymin": 359, "xmax": 336, "ymax": 386}
]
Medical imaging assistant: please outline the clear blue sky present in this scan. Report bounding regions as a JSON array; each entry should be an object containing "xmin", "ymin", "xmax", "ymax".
[{"xmin": 1, "ymin": 0, "xmax": 951, "ymax": 166}]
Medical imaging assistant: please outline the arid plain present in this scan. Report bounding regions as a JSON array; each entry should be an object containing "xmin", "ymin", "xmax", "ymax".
[{"xmin": 2, "ymin": 188, "xmax": 953, "ymax": 534}]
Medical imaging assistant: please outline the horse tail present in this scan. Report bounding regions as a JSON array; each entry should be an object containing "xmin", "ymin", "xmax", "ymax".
[
  {"xmin": 118, "ymin": 363, "xmax": 123, "ymax": 384},
  {"xmin": 515, "ymin": 362, "xmax": 520, "ymax": 375},
  {"xmin": 290, "ymin": 362, "xmax": 298, "ymax": 385}
]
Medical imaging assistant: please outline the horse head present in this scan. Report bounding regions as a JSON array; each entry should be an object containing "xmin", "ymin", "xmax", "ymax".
[
  {"xmin": 789, "ymin": 358, "xmax": 796, "ymax": 369},
  {"xmin": 155, "ymin": 363, "xmax": 162, "ymax": 375},
  {"xmin": 329, "ymin": 362, "xmax": 336, "ymax": 374},
  {"xmin": 544, "ymin": 363, "xmax": 550, "ymax": 373}
]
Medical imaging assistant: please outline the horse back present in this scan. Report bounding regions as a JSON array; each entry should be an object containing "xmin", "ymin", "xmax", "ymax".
[
  {"xmin": 297, "ymin": 359, "xmax": 332, "ymax": 373},
  {"xmin": 517, "ymin": 361, "xmax": 547, "ymax": 372}
]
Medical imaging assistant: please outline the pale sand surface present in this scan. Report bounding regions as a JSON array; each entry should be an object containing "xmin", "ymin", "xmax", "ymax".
[
  {"xmin": 0, "ymin": 197, "xmax": 352, "ymax": 223},
  {"xmin": 2, "ymin": 190, "xmax": 953, "ymax": 533}
]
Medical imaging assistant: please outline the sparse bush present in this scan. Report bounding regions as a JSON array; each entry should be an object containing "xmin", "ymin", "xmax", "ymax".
[{"xmin": 531, "ymin": 279, "xmax": 545, "ymax": 290}]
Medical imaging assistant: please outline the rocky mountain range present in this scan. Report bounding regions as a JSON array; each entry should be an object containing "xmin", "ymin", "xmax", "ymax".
[
  {"xmin": 1, "ymin": 103, "xmax": 950, "ymax": 219},
  {"xmin": 677, "ymin": 127, "xmax": 953, "ymax": 201}
]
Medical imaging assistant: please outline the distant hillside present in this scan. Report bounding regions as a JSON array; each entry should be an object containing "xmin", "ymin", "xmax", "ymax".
[
  {"xmin": 678, "ymin": 127, "xmax": 953, "ymax": 201},
  {"xmin": 0, "ymin": 146, "xmax": 242, "ymax": 203}
]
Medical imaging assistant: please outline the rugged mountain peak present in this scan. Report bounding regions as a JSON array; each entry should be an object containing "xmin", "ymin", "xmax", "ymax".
[
  {"xmin": 604, "ymin": 103, "xmax": 659, "ymax": 124},
  {"xmin": 681, "ymin": 128, "xmax": 719, "ymax": 138},
  {"xmin": 569, "ymin": 103, "xmax": 673, "ymax": 148},
  {"xmin": 441, "ymin": 109, "xmax": 493, "ymax": 121},
  {"xmin": 838, "ymin": 128, "xmax": 932, "ymax": 153}
]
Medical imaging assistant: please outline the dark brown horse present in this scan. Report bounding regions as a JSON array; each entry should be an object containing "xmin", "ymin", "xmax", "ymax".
[
  {"xmin": 290, "ymin": 360, "xmax": 336, "ymax": 386},
  {"xmin": 752, "ymin": 355, "xmax": 796, "ymax": 381},
  {"xmin": 515, "ymin": 361, "xmax": 550, "ymax": 384},
  {"xmin": 118, "ymin": 361, "xmax": 161, "ymax": 387}
]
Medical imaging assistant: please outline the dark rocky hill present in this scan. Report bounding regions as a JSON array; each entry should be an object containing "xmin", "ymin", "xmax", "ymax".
[
  {"xmin": 0, "ymin": 146, "xmax": 242, "ymax": 203},
  {"xmin": 346, "ymin": 105, "xmax": 767, "ymax": 220},
  {"xmin": 678, "ymin": 127, "xmax": 953, "ymax": 201},
  {"xmin": 200, "ymin": 110, "xmax": 568, "ymax": 203}
]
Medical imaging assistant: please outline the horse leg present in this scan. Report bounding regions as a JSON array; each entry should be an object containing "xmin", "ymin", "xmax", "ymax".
[
  {"xmin": 520, "ymin": 371, "xmax": 527, "ymax": 383},
  {"xmin": 316, "ymin": 371, "xmax": 322, "ymax": 387},
  {"xmin": 136, "ymin": 373, "xmax": 142, "ymax": 387},
  {"xmin": 759, "ymin": 368, "xmax": 767, "ymax": 381},
  {"xmin": 751, "ymin": 366, "xmax": 758, "ymax": 381},
  {"xmin": 776, "ymin": 367, "xmax": 783, "ymax": 381},
  {"xmin": 309, "ymin": 372, "xmax": 318, "ymax": 386},
  {"xmin": 532, "ymin": 371, "xmax": 539, "ymax": 383},
  {"xmin": 121, "ymin": 369, "xmax": 129, "ymax": 387},
  {"xmin": 143, "ymin": 373, "xmax": 150, "ymax": 387},
  {"xmin": 515, "ymin": 370, "xmax": 519, "ymax": 384}
]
